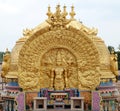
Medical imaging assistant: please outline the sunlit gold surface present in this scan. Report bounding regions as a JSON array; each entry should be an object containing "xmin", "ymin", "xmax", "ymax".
[
  {"xmin": 1, "ymin": 5, "xmax": 117, "ymax": 91},
  {"xmin": 1, "ymin": 49, "xmax": 10, "ymax": 78}
]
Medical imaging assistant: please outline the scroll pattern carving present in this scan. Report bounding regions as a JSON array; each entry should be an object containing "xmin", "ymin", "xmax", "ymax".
[{"xmin": 18, "ymin": 71, "xmax": 40, "ymax": 91}]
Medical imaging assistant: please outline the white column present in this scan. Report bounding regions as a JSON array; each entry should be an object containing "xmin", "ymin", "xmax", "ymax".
[
  {"xmin": 33, "ymin": 99, "xmax": 36, "ymax": 110},
  {"xmin": 81, "ymin": 99, "xmax": 84, "ymax": 111},
  {"xmin": 44, "ymin": 98, "xmax": 47, "ymax": 110},
  {"xmin": 71, "ymin": 99, "xmax": 73, "ymax": 110}
]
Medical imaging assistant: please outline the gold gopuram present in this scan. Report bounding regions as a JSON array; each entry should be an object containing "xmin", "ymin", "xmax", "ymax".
[{"xmin": 1, "ymin": 5, "xmax": 118, "ymax": 91}]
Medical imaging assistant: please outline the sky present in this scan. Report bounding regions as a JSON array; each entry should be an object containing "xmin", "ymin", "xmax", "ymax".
[{"xmin": 0, "ymin": 0, "xmax": 120, "ymax": 51}]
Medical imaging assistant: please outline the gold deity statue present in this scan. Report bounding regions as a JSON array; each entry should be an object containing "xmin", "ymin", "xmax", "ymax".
[
  {"xmin": 1, "ymin": 49, "xmax": 10, "ymax": 78},
  {"xmin": 110, "ymin": 48, "xmax": 118, "ymax": 76},
  {"xmin": 49, "ymin": 51, "xmax": 69, "ymax": 90}
]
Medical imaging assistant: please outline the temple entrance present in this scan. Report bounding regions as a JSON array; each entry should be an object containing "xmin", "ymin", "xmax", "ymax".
[{"xmin": 33, "ymin": 88, "xmax": 84, "ymax": 111}]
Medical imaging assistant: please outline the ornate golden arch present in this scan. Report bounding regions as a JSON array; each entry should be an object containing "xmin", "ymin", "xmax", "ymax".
[{"xmin": 18, "ymin": 28, "xmax": 100, "ymax": 91}]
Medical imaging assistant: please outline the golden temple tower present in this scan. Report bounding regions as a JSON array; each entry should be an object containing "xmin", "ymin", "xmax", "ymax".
[{"xmin": 1, "ymin": 5, "xmax": 118, "ymax": 91}]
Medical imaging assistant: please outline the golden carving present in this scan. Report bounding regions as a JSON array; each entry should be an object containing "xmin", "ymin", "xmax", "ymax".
[
  {"xmin": 78, "ymin": 67, "xmax": 101, "ymax": 90},
  {"xmin": 81, "ymin": 27, "xmax": 98, "ymax": 35},
  {"xmin": 46, "ymin": 5, "xmax": 71, "ymax": 29},
  {"xmin": 18, "ymin": 71, "xmax": 40, "ymax": 91},
  {"xmin": 110, "ymin": 49, "xmax": 118, "ymax": 76},
  {"xmin": 1, "ymin": 49, "xmax": 10, "ymax": 78},
  {"xmin": 41, "ymin": 48, "xmax": 77, "ymax": 90},
  {"xmin": 66, "ymin": 21, "xmax": 98, "ymax": 36},
  {"xmin": 23, "ymin": 28, "xmax": 33, "ymax": 36}
]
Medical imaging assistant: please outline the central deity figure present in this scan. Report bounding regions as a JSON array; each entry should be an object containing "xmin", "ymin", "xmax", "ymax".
[{"xmin": 49, "ymin": 51, "xmax": 68, "ymax": 90}]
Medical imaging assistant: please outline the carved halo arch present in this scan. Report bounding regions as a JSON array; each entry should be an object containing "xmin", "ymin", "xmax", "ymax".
[{"xmin": 18, "ymin": 28, "xmax": 100, "ymax": 90}]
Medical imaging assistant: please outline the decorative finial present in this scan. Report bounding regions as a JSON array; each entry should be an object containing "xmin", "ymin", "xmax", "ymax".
[
  {"xmin": 70, "ymin": 5, "xmax": 76, "ymax": 19},
  {"xmin": 47, "ymin": 5, "xmax": 52, "ymax": 19},
  {"xmin": 55, "ymin": 4, "xmax": 61, "ymax": 19},
  {"xmin": 63, "ymin": 5, "xmax": 66, "ymax": 11},
  {"xmin": 62, "ymin": 5, "xmax": 68, "ymax": 18}
]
